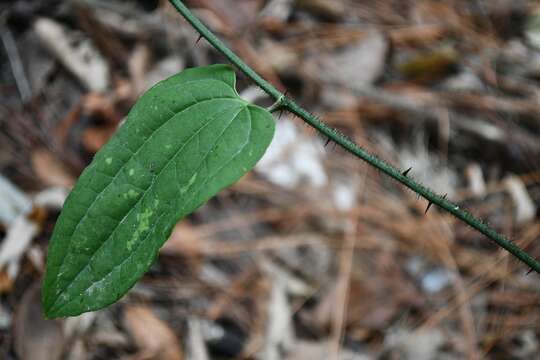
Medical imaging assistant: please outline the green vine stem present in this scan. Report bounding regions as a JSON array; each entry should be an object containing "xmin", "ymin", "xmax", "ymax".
[{"xmin": 167, "ymin": 0, "xmax": 540, "ymax": 274}]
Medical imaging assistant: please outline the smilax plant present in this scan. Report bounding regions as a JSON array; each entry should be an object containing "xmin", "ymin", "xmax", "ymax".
[{"xmin": 42, "ymin": 0, "xmax": 540, "ymax": 318}]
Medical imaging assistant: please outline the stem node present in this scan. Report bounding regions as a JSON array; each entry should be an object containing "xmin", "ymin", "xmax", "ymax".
[{"xmin": 268, "ymin": 93, "xmax": 285, "ymax": 113}]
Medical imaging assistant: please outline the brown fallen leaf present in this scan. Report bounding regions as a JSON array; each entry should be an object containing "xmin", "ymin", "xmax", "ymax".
[
  {"xmin": 14, "ymin": 283, "xmax": 64, "ymax": 360},
  {"xmin": 81, "ymin": 92, "xmax": 120, "ymax": 122},
  {"xmin": 296, "ymin": 0, "xmax": 346, "ymax": 20},
  {"xmin": 123, "ymin": 305, "xmax": 183, "ymax": 360},
  {"xmin": 411, "ymin": 1, "xmax": 467, "ymax": 29},
  {"xmin": 389, "ymin": 24, "xmax": 448, "ymax": 47},
  {"xmin": 397, "ymin": 47, "xmax": 459, "ymax": 83},
  {"xmin": 160, "ymin": 221, "xmax": 203, "ymax": 257},
  {"xmin": 31, "ymin": 148, "xmax": 76, "ymax": 188},
  {"xmin": 0, "ymin": 270, "xmax": 13, "ymax": 294},
  {"xmin": 82, "ymin": 125, "xmax": 117, "ymax": 154}
]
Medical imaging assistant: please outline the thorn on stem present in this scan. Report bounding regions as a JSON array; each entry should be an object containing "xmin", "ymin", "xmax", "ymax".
[
  {"xmin": 195, "ymin": 34, "xmax": 203, "ymax": 44},
  {"xmin": 527, "ymin": 268, "xmax": 534, "ymax": 275},
  {"xmin": 325, "ymin": 138, "xmax": 331, "ymax": 147},
  {"xmin": 402, "ymin": 167, "xmax": 412, "ymax": 176},
  {"xmin": 425, "ymin": 201, "xmax": 434, "ymax": 214}
]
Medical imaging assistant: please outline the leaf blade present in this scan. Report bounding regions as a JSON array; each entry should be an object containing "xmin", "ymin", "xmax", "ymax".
[{"xmin": 43, "ymin": 65, "xmax": 275, "ymax": 318}]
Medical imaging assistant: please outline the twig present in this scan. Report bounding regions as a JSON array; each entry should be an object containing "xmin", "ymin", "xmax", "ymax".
[
  {"xmin": 166, "ymin": 0, "xmax": 540, "ymax": 274},
  {"xmin": 0, "ymin": 24, "xmax": 32, "ymax": 102},
  {"xmin": 330, "ymin": 218, "xmax": 357, "ymax": 360}
]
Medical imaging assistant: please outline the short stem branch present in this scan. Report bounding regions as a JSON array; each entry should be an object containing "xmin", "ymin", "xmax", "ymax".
[
  {"xmin": 267, "ymin": 94, "xmax": 285, "ymax": 113},
  {"xmin": 167, "ymin": 0, "xmax": 540, "ymax": 274}
]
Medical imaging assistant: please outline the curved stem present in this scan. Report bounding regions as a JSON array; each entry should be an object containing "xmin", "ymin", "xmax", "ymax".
[{"xmin": 167, "ymin": 0, "xmax": 540, "ymax": 274}]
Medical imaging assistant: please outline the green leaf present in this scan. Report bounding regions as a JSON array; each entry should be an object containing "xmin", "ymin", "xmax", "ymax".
[{"xmin": 42, "ymin": 65, "xmax": 275, "ymax": 318}]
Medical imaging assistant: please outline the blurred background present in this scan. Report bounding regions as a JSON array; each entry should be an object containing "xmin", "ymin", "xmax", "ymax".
[{"xmin": 2, "ymin": 0, "xmax": 540, "ymax": 359}]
